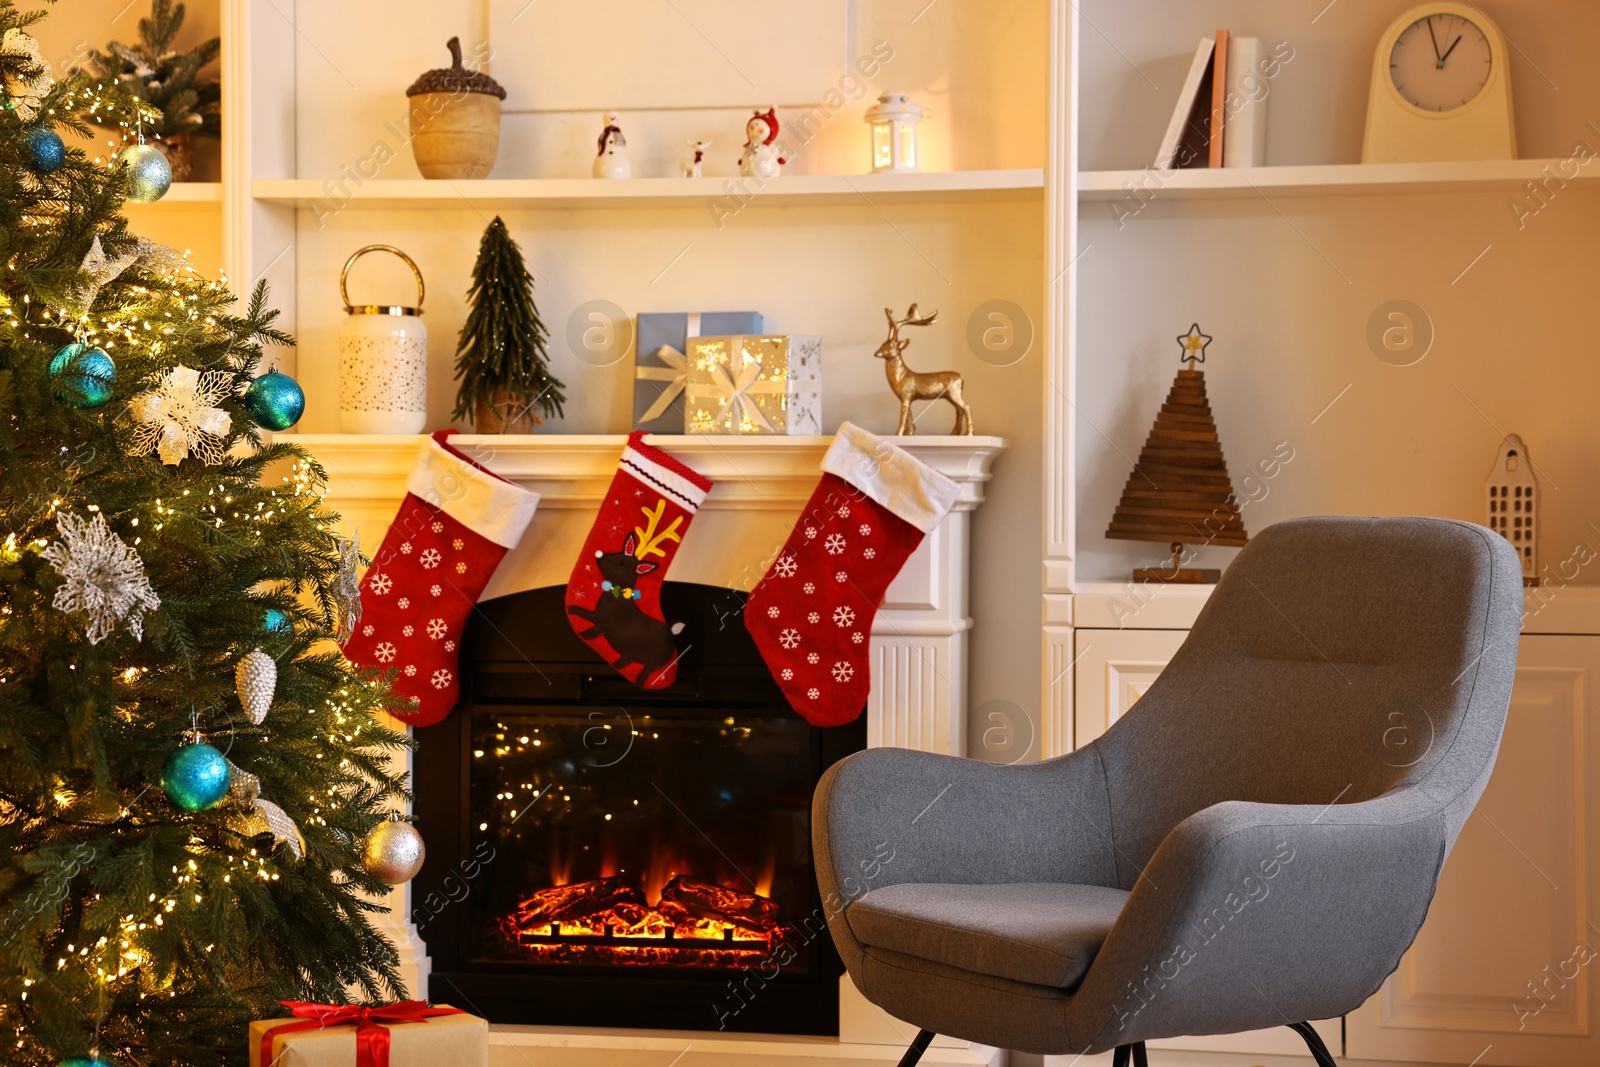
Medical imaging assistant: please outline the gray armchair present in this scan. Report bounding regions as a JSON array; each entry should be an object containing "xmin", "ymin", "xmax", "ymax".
[{"xmin": 814, "ymin": 517, "xmax": 1523, "ymax": 1065}]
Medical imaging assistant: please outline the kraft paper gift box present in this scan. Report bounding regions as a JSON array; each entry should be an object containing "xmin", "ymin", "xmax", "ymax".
[
  {"xmin": 684, "ymin": 334, "xmax": 823, "ymax": 435},
  {"xmin": 634, "ymin": 311, "xmax": 763, "ymax": 433},
  {"xmin": 249, "ymin": 1005, "xmax": 488, "ymax": 1067}
]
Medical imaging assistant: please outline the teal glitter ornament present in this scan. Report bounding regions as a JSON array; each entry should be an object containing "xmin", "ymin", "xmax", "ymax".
[
  {"xmin": 160, "ymin": 742, "xmax": 231, "ymax": 812},
  {"xmin": 59, "ymin": 1058, "xmax": 120, "ymax": 1067},
  {"xmin": 22, "ymin": 127, "xmax": 65, "ymax": 174},
  {"xmin": 116, "ymin": 142, "xmax": 171, "ymax": 204},
  {"xmin": 48, "ymin": 343, "xmax": 117, "ymax": 409},
  {"xmin": 244, "ymin": 369, "xmax": 305, "ymax": 431},
  {"xmin": 263, "ymin": 607, "xmax": 292, "ymax": 634}
]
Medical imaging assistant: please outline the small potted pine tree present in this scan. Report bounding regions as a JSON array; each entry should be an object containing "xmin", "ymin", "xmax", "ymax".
[
  {"xmin": 452, "ymin": 216, "xmax": 567, "ymax": 433},
  {"xmin": 83, "ymin": 0, "xmax": 221, "ymax": 181}
]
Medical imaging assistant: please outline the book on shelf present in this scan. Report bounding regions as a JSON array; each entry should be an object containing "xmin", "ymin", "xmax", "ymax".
[
  {"xmin": 1154, "ymin": 32, "xmax": 1267, "ymax": 170},
  {"xmin": 1209, "ymin": 29, "xmax": 1230, "ymax": 168},
  {"xmin": 1223, "ymin": 36, "xmax": 1267, "ymax": 168}
]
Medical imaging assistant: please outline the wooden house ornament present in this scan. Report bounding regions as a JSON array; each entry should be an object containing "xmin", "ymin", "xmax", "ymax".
[
  {"xmin": 1486, "ymin": 433, "xmax": 1538, "ymax": 585},
  {"xmin": 1105, "ymin": 324, "xmax": 1247, "ymax": 582}
]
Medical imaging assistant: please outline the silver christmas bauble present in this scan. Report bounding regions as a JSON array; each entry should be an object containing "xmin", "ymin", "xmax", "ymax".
[
  {"xmin": 361, "ymin": 820, "xmax": 425, "ymax": 885},
  {"xmin": 117, "ymin": 143, "xmax": 171, "ymax": 204},
  {"xmin": 236, "ymin": 648, "xmax": 276, "ymax": 725}
]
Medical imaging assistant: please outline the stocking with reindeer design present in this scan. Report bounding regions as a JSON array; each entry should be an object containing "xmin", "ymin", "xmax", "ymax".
[{"xmin": 565, "ymin": 432, "xmax": 713, "ymax": 688}]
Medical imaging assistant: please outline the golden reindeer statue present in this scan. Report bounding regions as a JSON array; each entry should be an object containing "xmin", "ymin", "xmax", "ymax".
[{"xmin": 874, "ymin": 304, "xmax": 973, "ymax": 436}]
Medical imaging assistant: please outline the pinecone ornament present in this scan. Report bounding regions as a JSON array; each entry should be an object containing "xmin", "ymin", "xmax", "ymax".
[{"xmin": 236, "ymin": 648, "xmax": 276, "ymax": 724}]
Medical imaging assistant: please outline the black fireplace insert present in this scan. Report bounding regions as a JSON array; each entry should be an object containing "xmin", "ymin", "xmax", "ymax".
[{"xmin": 413, "ymin": 583, "xmax": 865, "ymax": 1034}]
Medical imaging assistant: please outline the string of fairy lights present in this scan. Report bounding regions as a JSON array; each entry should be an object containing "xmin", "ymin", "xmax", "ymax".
[
  {"xmin": 0, "ymin": 35, "xmax": 420, "ymax": 1064},
  {"xmin": 3, "ymin": 427, "xmax": 397, "ymax": 1060}
]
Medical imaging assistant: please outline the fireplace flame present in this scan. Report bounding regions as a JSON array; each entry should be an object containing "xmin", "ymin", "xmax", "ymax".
[
  {"xmin": 753, "ymin": 849, "xmax": 775, "ymax": 900},
  {"xmin": 502, "ymin": 871, "xmax": 793, "ymax": 969}
]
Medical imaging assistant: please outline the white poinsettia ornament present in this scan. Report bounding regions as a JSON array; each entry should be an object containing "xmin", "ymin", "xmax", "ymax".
[
  {"xmin": 129, "ymin": 365, "xmax": 233, "ymax": 465},
  {"xmin": 1, "ymin": 28, "xmax": 54, "ymax": 122},
  {"xmin": 42, "ymin": 511, "xmax": 160, "ymax": 644}
]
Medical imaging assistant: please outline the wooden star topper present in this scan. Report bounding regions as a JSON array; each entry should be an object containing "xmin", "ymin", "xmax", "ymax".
[{"xmin": 1177, "ymin": 323, "xmax": 1212, "ymax": 367}]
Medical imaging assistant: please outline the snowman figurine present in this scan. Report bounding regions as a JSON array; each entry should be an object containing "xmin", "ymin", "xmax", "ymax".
[
  {"xmin": 738, "ymin": 108, "xmax": 786, "ymax": 180},
  {"xmin": 593, "ymin": 111, "xmax": 632, "ymax": 179}
]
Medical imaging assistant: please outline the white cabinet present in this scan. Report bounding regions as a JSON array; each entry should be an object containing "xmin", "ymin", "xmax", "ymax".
[
  {"xmin": 1073, "ymin": 629, "xmax": 1600, "ymax": 1065},
  {"xmin": 1346, "ymin": 634, "xmax": 1600, "ymax": 1067},
  {"xmin": 1072, "ymin": 628, "xmax": 1187, "ymax": 748}
]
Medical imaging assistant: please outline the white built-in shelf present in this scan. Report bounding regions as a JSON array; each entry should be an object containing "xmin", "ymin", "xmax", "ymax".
[
  {"xmin": 127, "ymin": 182, "xmax": 223, "ymax": 204},
  {"xmin": 1077, "ymin": 159, "xmax": 1595, "ymax": 201},
  {"xmin": 251, "ymin": 169, "xmax": 1044, "ymax": 209}
]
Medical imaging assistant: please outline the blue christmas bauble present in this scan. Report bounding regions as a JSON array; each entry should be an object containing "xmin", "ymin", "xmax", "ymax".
[
  {"xmin": 22, "ymin": 127, "xmax": 65, "ymax": 174},
  {"xmin": 59, "ymin": 1058, "xmax": 119, "ymax": 1067},
  {"xmin": 244, "ymin": 370, "xmax": 305, "ymax": 431},
  {"xmin": 116, "ymin": 143, "xmax": 171, "ymax": 204},
  {"xmin": 161, "ymin": 743, "xmax": 231, "ymax": 812},
  {"xmin": 48, "ymin": 343, "xmax": 117, "ymax": 409},
  {"xmin": 263, "ymin": 608, "xmax": 292, "ymax": 634}
]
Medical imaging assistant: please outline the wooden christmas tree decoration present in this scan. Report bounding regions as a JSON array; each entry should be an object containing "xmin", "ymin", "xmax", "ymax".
[{"xmin": 1105, "ymin": 324, "xmax": 1247, "ymax": 583}]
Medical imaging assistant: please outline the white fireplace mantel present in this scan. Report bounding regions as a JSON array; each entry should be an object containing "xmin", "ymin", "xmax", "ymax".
[
  {"xmin": 294, "ymin": 432, "xmax": 1007, "ymax": 754},
  {"xmin": 290, "ymin": 431, "xmax": 1007, "ymax": 1067}
]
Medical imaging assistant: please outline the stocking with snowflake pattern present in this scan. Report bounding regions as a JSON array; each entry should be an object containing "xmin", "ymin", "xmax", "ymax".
[
  {"xmin": 745, "ymin": 422, "xmax": 959, "ymax": 726},
  {"xmin": 342, "ymin": 430, "xmax": 540, "ymax": 726}
]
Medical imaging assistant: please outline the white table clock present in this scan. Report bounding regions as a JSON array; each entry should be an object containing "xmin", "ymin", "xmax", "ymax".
[{"xmin": 1362, "ymin": 2, "xmax": 1516, "ymax": 163}]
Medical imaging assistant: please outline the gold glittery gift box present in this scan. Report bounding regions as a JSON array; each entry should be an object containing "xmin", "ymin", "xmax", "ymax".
[{"xmin": 684, "ymin": 334, "xmax": 822, "ymax": 435}]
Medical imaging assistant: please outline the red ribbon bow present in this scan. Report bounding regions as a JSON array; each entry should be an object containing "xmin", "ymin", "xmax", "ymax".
[{"xmin": 259, "ymin": 1000, "xmax": 463, "ymax": 1067}]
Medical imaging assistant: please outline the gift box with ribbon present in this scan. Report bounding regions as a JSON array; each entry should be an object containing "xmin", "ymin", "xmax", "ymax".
[
  {"xmin": 633, "ymin": 311, "xmax": 762, "ymax": 433},
  {"xmin": 249, "ymin": 1001, "xmax": 488, "ymax": 1067},
  {"xmin": 684, "ymin": 334, "xmax": 823, "ymax": 435}
]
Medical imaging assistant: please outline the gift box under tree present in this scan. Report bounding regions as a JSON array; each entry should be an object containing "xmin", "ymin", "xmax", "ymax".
[
  {"xmin": 249, "ymin": 1001, "xmax": 488, "ymax": 1067},
  {"xmin": 684, "ymin": 334, "xmax": 823, "ymax": 435},
  {"xmin": 633, "ymin": 311, "xmax": 762, "ymax": 433}
]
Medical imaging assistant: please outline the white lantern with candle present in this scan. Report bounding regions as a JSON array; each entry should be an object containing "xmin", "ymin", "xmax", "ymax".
[
  {"xmin": 864, "ymin": 91, "xmax": 926, "ymax": 173},
  {"xmin": 338, "ymin": 245, "xmax": 429, "ymax": 435}
]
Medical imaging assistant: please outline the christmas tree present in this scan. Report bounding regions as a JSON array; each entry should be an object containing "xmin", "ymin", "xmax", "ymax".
[
  {"xmin": 82, "ymin": 0, "xmax": 221, "ymax": 180},
  {"xmin": 451, "ymin": 216, "xmax": 566, "ymax": 433},
  {"xmin": 0, "ymin": 6, "xmax": 414, "ymax": 1066}
]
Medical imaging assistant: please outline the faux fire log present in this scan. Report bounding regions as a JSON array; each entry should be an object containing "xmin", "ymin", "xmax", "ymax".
[
  {"xmin": 510, "ymin": 874, "xmax": 646, "ymax": 927},
  {"xmin": 657, "ymin": 875, "xmax": 781, "ymax": 934}
]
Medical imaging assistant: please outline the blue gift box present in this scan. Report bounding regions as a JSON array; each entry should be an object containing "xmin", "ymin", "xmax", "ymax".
[{"xmin": 634, "ymin": 312, "xmax": 763, "ymax": 433}]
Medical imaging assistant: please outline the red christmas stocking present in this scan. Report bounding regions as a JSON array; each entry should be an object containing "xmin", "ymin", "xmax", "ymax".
[
  {"xmin": 566, "ymin": 432, "xmax": 713, "ymax": 688},
  {"xmin": 745, "ymin": 422, "xmax": 959, "ymax": 726},
  {"xmin": 342, "ymin": 430, "xmax": 539, "ymax": 726}
]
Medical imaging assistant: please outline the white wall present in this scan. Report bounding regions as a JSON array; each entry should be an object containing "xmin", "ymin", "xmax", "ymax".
[{"xmin": 279, "ymin": 0, "xmax": 1049, "ymax": 759}]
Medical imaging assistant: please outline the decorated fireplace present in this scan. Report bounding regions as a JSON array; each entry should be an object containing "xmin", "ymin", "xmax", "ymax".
[{"xmin": 413, "ymin": 582, "xmax": 864, "ymax": 1035}]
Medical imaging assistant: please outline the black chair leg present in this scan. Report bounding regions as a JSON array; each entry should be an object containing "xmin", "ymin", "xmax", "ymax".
[
  {"xmin": 1288, "ymin": 1022, "xmax": 1338, "ymax": 1067},
  {"xmin": 1110, "ymin": 1043, "xmax": 1146, "ymax": 1067},
  {"xmin": 896, "ymin": 1029, "xmax": 936, "ymax": 1067}
]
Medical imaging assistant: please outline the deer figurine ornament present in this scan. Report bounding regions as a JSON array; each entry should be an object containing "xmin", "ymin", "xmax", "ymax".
[{"xmin": 874, "ymin": 304, "xmax": 973, "ymax": 435}]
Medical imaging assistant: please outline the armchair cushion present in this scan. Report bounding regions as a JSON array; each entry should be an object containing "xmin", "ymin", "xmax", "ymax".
[{"xmin": 849, "ymin": 882, "xmax": 1130, "ymax": 989}]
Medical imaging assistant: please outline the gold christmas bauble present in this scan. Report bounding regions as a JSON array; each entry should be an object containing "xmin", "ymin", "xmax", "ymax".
[{"xmin": 361, "ymin": 819, "xmax": 425, "ymax": 885}]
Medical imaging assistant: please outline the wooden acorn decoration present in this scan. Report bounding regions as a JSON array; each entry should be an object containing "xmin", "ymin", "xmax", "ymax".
[
  {"xmin": 236, "ymin": 648, "xmax": 276, "ymax": 725},
  {"xmin": 405, "ymin": 37, "xmax": 506, "ymax": 180}
]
